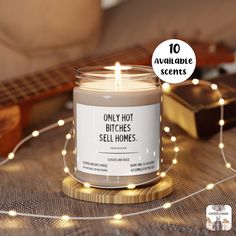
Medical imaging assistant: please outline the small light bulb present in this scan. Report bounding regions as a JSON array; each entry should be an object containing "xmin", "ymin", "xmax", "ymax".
[
  {"xmin": 219, "ymin": 98, "xmax": 225, "ymax": 105},
  {"xmin": 172, "ymin": 159, "xmax": 177, "ymax": 164},
  {"xmin": 160, "ymin": 172, "xmax": 166, "ymax": 178},
  {"xmin": 61, "ymin": 215, "xmax": 70, "ymax": 221},
  {"xmin": 162, "ymin": 83, "xmax": 171, "ymax": 92},
  {"xmin": 219, "ymin": 120, "xmax": 225, "ymax": 126},
  {"xmin": 8, "ymin": 152, "xmax": 15, "ymax": 160},
  {"xmin": 163, "ymin": 202, "xmax": 172, "ymax": 209},
  {"xmin": 206, "ymin": 183, "xmax": 214, "ymax": 190},
  {"xmin": 174, "ymin": 147, "xmax": 179, "ymax": 152},
  {"xmin": 164, "ymin": 126, "xmax": 170, "ymax": 133},
  {"xmin": 226, "ymin": 163, "xmax": 231, "ymax": 168},
  {"xmin": 58, "ymin": 120, "xmax": 65, "ymax": 126},
  {"xmin": 61, "ymin": 150, "xmax": 67, "ymax": 155},
  {"xmin": 83, "ymin": 182, "xmax": 91, "ymax": 188},
  {"xmin": 64, "ymin": 167, "xmax": 69, "ymax": 173},
  {"xmin": 170, "ymin": 136, "xmax": 176, "ymax": 142},
  {"xmin": 32, "ymin": 130, "xmax": 39, "ymax": 137},
  {"xmin": 66, "ymin": 134, "xmax": 72, "ymax": 140},
  {"xmin": 219, "ymin": 143, "xmax": 224, "ymax": 149},
  {"xmin": 8, "ymin": 210, "xmax": 17, "ymax": 217},
  {"xmin": 192, "ymin": 79, "xmax": 199, "ymax": 85},
  {"xmin": 127, "ymin": 184, "xmax": 136, "ymax": 189},
  {"xmin": 156, "ymin": 172, "xmax": 160, "ymax": 176},
  {"xmin": 211, "ymin": 84, "xmax": 218, "ymax": 90},
  {"xmin": 113, "ymin": 214, "xmax": 122, "ymax": 220}
]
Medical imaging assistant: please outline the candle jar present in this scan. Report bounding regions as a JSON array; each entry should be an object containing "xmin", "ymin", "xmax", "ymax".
[{"xmin": 73, "ymin": 65, "xmax": 162, "ymax": 188}]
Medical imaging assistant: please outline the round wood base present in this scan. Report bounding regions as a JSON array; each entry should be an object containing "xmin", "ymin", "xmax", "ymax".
[{"xmin": 62, "ymin": 175, "xmax": 173, "ymax": 204}]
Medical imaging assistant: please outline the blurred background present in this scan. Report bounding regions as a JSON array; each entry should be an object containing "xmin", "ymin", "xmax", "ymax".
[{"xmin": 1, "ymin": 0, "xmax": 236, "ymax": 81}]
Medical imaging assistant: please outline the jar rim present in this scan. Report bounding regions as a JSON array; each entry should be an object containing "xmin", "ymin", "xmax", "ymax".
[{"xmin": 76, "ymin": 65, "xmax": 157, "ymax": 80}]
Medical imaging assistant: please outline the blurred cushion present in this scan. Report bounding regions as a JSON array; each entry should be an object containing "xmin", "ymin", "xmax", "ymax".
[
  {"xmin": 0, "ymin": 0, "xmax": 102, "ymax": 80},
  {"xmin": 99, "ymin": 0, "xmax": 236, "ymax": 52}
]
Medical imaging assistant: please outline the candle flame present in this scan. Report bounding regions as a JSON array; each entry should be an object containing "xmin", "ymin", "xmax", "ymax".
[
  {"xmin": 115, "ymin": 62, "xmax": 121, "ymax": 81},
  {"xmin": 114, "ymin": 62, "xmax": 121, "ymax": 89}
]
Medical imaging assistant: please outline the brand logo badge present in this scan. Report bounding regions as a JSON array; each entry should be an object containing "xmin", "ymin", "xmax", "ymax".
[{"xmin": 206, "ymin": 205, "xmax": 232, "ymax": 231}]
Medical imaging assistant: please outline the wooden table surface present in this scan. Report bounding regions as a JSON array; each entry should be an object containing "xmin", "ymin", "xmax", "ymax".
[{"xmin": 0, "ymin": 108, "xmax": 235, "ymax": 236}]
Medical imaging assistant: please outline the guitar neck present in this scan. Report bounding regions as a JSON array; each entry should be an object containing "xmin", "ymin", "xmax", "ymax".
[
  {"xmin": 0, "ymin": 45, "xmax": 150, "ymax": 107},
  {"xmin": 0, "ymin": 39, "xmax": 234, "ymax": 107}
]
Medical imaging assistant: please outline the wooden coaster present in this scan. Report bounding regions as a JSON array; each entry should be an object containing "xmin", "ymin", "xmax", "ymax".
[{"xmin": 62, "ymin": 176, "xmax": 173, "ymax": 204}]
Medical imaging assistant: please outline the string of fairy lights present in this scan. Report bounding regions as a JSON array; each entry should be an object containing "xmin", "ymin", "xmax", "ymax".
[
  {"xmin": 61, "ymin": 124, "xmax": 178, "ymax": 190},
  {"xmin": 0, "ymin": 79, "xmax": 235, "ymax": 222}
]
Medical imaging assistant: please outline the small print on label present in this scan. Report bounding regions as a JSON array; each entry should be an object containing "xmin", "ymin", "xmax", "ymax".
[{"xmin": 152, "ymin": 39, "xmax": 196, "ymax": 84}]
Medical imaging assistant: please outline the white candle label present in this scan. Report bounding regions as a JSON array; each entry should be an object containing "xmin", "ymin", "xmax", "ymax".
[{"xmin": 76, "ymin": 103, "xmax": 160, "ymax": 176}]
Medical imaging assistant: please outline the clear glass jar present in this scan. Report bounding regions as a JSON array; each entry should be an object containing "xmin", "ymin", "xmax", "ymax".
[{"xmin": 73, "ymin": 65, "xmax": 162, "ymax": 188}]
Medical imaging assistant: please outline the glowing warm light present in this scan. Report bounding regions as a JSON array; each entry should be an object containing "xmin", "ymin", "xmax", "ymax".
[
  {"xmin": 58, "ymin": 120, "xmax": 65, "ymax": 126},
  {"xmin": 0, "ymin": 80, "xmax": 232, "ymax": 222},
  {"xmin": 219, "ymin": 120, "xmax": 225, "ymax": 126},
  {"xmin": 8, "ymin": 210, "xmax": 17, "ymax": 216},
  {"xmin": 127, "ymin": 184, "xmax": 136, "ymax": 189},
  {"xmin": 160, "ymin": 172, "xmax": 166, "ymax": 178},
  {"xmin": 113, "ymin": 214, "xmax": 122, "ymax": 220},
  {"xmin": 192, "ymin": 79, "xmax": 199, "ymax": 85},
  {"xmin": 211, "ymin": 84, "xmax": 218, "ymax": 90},
  {"xmin": 163, "ymin": 202, "xmax": 172, "ymax": 209},
  {"xmin": 114, "ymin": 62, "xmax": 122, "ymax": 89},
  {"xmin": 61, "ymin": 215, "xmax": 70, "ymax": 221},
  {"xmin": 226, "ymin": 163, "xmax": 231, "ymax": 168},
  {"xmin": 8, "ymin": 152, "xmax": 15, "ymax": 160},
  {"xmin": 61, "ymin": 150, "xmax": 67, "ymax": 155},
  {"xmin": 206, "ymin": 183, "xmax": 214, "ymax": 190},
  {"xmin": 162, "ymin": 83, "xmax": 171, "ymax": 92},
  {"xmin": 115, "ymin": 62, "xmax": 121, "ymax": 80},
  {"xmin": 172, "ymin": 159, "xmax": 177, "ymax": 164},
  {"xmin": 164, "ymin": 126, "xmax": 170, "ymax": 133},
  {"xmin": 83, "ymin": 182, "xmax": 91, "ymax": 188},
  {"xmin": 32, "ymin": 131, "xmax": 39, "ymax": 137},
  {"xmin": 219, "ymin": 143, "xmax": 224, "ymax": 149},
  {"xmin": 171, "ymin": 136, "xmax": 176, "ymax": 142},
  {"xmin": 219, "ymin": 98, "xmax": 225, "ymax": 105},
  {"xmin": 104, "ymin": 64, "xmax": 131, "ymax": 70},
  {"xmin": 174, "ymin": 147, "xmax": 179, "ymax": 152}
]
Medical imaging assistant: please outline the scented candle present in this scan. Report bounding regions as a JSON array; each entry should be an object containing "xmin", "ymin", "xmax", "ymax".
[{"xmin": 73, "ymin": 63, "xmax": 162, "ymax": 188}]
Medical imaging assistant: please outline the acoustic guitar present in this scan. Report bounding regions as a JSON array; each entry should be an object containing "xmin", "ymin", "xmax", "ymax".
[{"xmin": 0, "ymin": 39, "xmax": 234, "ymax": 156}]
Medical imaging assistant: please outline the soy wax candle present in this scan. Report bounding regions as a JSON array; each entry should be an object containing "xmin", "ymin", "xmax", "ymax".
[{"xmin": 74, "ymin": 63, "xmax": 162, "ymax": 188}]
